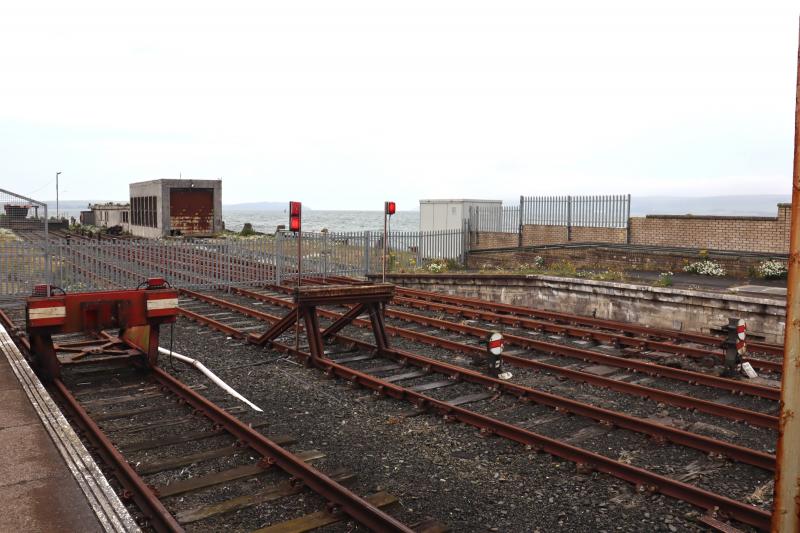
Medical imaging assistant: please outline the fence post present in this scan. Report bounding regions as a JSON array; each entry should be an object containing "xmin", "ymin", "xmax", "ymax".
[
  {"xmin": 518, "ymin": 195, "xmax": 524, "ymax": 247},
  {"xmin": 566, "ymin": 196, "xmax": 572, "ymax": 242},
  {"xmin": 322, "ymin": 230, "xmax": 328, "ymax": 280},
  {"xmin": 462, "ymin": 218, "xmax": 469, "ymax": 266},
  {"xmin": 363, "ymin": 230, "xmax": 370, "ymax": 279},
  {"xmin": 625, "ymin": 193, "xmax": 632, "ymax": 244},
  {"xmin": 275, "ymin": 231, "xmax": 283, "ymax": 285}
]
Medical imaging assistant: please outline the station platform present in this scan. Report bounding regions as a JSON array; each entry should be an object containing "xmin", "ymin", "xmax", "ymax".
[{"xmin": 0, "ymin": 323, "xmax": 138, "ymax": 533}]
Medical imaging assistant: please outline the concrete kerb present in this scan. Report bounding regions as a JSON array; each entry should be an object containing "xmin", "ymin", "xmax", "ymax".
[{"xmin": 0, "ymin": 324, "xmax": 140, "ymax": 533}]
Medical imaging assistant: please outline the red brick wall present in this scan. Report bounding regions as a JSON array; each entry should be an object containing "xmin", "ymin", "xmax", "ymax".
[
  {"xmin": 520, "ymin": 225, "xmax": 568, "ymax": 245},
  {"xmin": 570, "ymin": 226, "xmax": 628, "ymax": 244},
  {"xmin": 469, "ymin": 231, "xmax": 518, "ymax": 250}
]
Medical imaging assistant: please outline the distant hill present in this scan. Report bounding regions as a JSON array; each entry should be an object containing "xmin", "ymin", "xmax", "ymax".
[
  {"xmin": 223, "ymin": 201, "xmax": 300, "ymax": 211},
  {"xmin": 630, "ymin": 195, "xmax": 790, "ymax": 217}
]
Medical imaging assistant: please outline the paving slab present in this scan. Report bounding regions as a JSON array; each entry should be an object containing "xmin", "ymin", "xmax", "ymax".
[{"xmin": 0, "ymin": 323, "xmax": 139, "ymax": 532}]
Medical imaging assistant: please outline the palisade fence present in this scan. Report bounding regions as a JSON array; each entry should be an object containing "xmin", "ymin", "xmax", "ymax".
[
  {"xmin": 521, "ymin": 194, "xmax": 631, "ymax": 228},
  {"xmin": 467, "ymin": 204, "xmax": 520, "ymax": 233},
  {"xmin": 0, "ymin": 228, "xmax": 467, "ymax": 298}
]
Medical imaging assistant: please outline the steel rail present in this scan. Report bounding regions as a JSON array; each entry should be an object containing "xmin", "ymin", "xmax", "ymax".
[
  {"xmin": 392, "ymin": 295, "xmax": 781, "ymax": 373},
  {"xmin": 50, "ymin": 378, "xmax": 183, "ymax": 533},
  {"xmin": 177, "ymin": 290, "xmax": 776, "ymax": 471},
  {"xmin": 232, "ymin": 286, "xmax": 778, "ymax": 428},
  {"xmin": 247, "ymin": 286, "xmax": 781, "ymax": 401},
  {"xmin": 345, "ymin": 309, "xmax": 778, "ymax": 430},
  {"xmin": 149, "ymin": 367, "xmax": 414, "ymax": 533},
  {"xmin": 391, "ymin": 284, "xmax": 784, "ymax": 358},
  {"xmin": 3, "ymin": 302, "xmax": 410, "ymax": 533},
  {"xmin": 175, "ymin": 295, "xmax": 772, "ymax": 530}
]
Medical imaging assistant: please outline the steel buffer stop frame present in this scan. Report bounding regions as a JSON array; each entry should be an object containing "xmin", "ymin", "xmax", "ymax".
[{"xmin": 25, "ymin": 279, "xmax": 179, "ymax": 380}]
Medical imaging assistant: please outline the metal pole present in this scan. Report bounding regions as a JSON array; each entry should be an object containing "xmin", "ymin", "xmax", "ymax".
[
  {"xmin": 382, "ymin": 207, "xmax": 388, "ymax": 282},
  {"xmin": 363, "ymin": 230, "xmax": 370, "ymax": 278},
  {"xmin": 295, "ymin": 230, "xmax": 302, "ymax": 352},
  {"xmin": 55, "ymin": 172, "xmax": 61, "ymax": 220},
  {"xmin": 773, "ymin": 22, "xmax": 800, "ymax": 533}
]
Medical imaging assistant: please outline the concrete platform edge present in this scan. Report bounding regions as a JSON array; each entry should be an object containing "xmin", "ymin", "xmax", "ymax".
[{"xmin": 0, "ymin": 324, "xmax": 140, "ymax": 533}]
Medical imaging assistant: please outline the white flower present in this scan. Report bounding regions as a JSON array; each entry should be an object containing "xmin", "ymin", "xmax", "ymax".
[
  {"xmin": 683, "ymin": 260, "xmax": 726, "ymax": 277},
  {"xmin": 756, "ymin": 260, "xmax": 787, "ymax": 279}
]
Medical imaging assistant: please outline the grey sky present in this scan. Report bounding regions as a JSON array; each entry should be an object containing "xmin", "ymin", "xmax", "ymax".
[{"xmin": 1, "ymin": 1, "xmax": 798, "ymax": 209}]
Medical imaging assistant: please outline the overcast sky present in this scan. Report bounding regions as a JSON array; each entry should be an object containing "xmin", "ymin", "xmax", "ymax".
[{"xmin": 0, "ymin": 1, "xmax": 798, "ymax": 209}]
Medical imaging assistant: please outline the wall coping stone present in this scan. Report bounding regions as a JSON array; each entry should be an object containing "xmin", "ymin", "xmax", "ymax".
[{"xmin": 377, "ymin": 273, "xmax": 786, "ymax": 310}]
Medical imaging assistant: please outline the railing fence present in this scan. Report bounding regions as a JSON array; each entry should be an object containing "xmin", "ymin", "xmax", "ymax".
[
  {"xmin": 467, "ymin": 205, "xmax": 520, "ymax": 233},
  {"xmin": 521, "ymin": 194, "xmax": 630, "ymax": 228},
  {"xmin": 0, "ymin": 227, "xmax": 469, "ymax": 298}
]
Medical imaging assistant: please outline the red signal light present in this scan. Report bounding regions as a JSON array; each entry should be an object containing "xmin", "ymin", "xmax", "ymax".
[
  {"xmin": 289, "ymin": 201, "xmax": 302, "ymax": 232},
  {"xmin": 385, "ymin": 201, "xmax": 396, "ymax": 215}
]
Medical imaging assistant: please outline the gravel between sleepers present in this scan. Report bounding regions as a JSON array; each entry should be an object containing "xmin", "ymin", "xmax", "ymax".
[{"xmin": 154, "ymin": 314, "xmax": 743, "ymax": 532}]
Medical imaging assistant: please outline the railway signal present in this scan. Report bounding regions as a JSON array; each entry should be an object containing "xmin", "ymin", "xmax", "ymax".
[
  {"xmin": 289, "ymin": 201, "xmax": 303, "ymax": 348},
  {"xmin": 383, "ymin": 201, "xmax": 395, "ymax": 283},
  {"xmin": 289, "ymin": 201, "xmax": 302, "ymax": 232}
]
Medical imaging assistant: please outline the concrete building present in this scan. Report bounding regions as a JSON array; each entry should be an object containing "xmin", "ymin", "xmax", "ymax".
[
  {"xmin": 419, "ymin": 199, "xmax": 501, "ymax": 232},
  {"xmin": 129, "ymin": 179, "xmax": 222, "ymax": 238},
  {"xmin": 89, "ymin": 202, "xmax": 130, "ymax": 231}
]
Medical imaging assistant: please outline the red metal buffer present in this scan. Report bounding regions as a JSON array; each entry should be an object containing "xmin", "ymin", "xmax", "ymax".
[{"xmin": 26, "ymin": 279, "xmax": 178, "ymax": 380}]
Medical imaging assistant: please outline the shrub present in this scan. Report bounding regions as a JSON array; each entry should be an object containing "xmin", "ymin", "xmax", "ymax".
[
  {"xmin": 240, "ymin": 222, "xmax": 256, "ymax": 236},
  {"xmin": 755, "ymin": 260, "xmax": 788, "ymax": 280},
  {"xmin": 532, "ymin": 255, "xmax": 544, "ymax": 268},
  {"xmin": 683, "ymin": 260, "xmax": 726, "ymax": 277},
  {"xmin": 427, "ymin": 260, "xmax": 447, "ymax": 273},
  {"xmin": 593, "ymin": 270, "xmax": 625, "ymax": 282},
  {"xmin": 656, "ymin": 271, "xmax": 674, "ymax": 287},
  {"xmin": 548, "ymin": 260, "xmax": 578, "ymax": 277}
]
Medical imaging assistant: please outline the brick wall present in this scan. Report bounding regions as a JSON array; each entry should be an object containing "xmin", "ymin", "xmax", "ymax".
[
  {"xmin": 629, "ymin": 206, "xmax": 790, "ymax": 254},
  {"xmin": 477, "ymin": 203, "xmax": 791, "ymax": 254},
  {"xmin": 520, "ymin": 225, "xmax": 568, "ymax": 246},
  {"xmin": 570, "ymin": 226, "xmax": 628, "ymax": 244},
  {"xmin": 469, "ymin": 231, "xmax": 518, "ymax": 250}
]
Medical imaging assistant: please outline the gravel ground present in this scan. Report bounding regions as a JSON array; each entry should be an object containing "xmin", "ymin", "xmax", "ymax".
[
  {"xmin": 152, "ymin": 307, "xmax": 750, "ymax": 532},
  {"xmin": 0, "ymin": 292, "xmax": 767, "ymax": 531}
]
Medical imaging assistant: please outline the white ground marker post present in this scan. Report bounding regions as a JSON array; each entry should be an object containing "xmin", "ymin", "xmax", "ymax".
[
  {"xmin": 487, "ymin": 331, "xmax": 512, "ymax": 380},
  {"xmin": 773, "ymin": 20, "xmax": 800, "ymax": 533}
]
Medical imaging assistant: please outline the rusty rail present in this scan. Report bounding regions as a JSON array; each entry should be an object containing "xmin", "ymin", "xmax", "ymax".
[
  {"xmin": 177, "ymin": 290, "xmax": 772, "ymax": 530},
  {"xmin": 178, "ymin": 289, "xmax": 776, "ymax": 471},
  {"xmin": 255, "ymin": 285, "xmax": 781, "ymax": 401},
  {"xmin": 386, "ymin": 283, "xmax": 783, "ymax": 358},
  {"xmin": 392, "ymin": 295, "xmax": 780, "ymax": 373}
]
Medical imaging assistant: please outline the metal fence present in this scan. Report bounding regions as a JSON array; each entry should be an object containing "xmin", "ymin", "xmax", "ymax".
[
  {"xmin": 521, "ymin": 195, "xmax": 630, "ymax": 228},
  {"xmin": 467, "ymin": 205, "xmax": 520, "ymax": 233},
  {"xmin": 0, "ymin": 227, "xmax": 468, "ymax": 298}
]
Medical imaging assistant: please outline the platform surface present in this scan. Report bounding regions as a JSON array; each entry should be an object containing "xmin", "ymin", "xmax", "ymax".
[{"xmin": 0, "ymin": 332, "xmax": 105, "ymax": 532}]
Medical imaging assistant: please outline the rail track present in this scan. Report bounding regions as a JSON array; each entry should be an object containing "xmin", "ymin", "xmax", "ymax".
[
  {"xmin": 0, "ymin": 306, "xmax": 440, "ymax": 533},
  {"xmin": 175, "ymin": 286, "xmax": 775, "ymax": 531}
]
